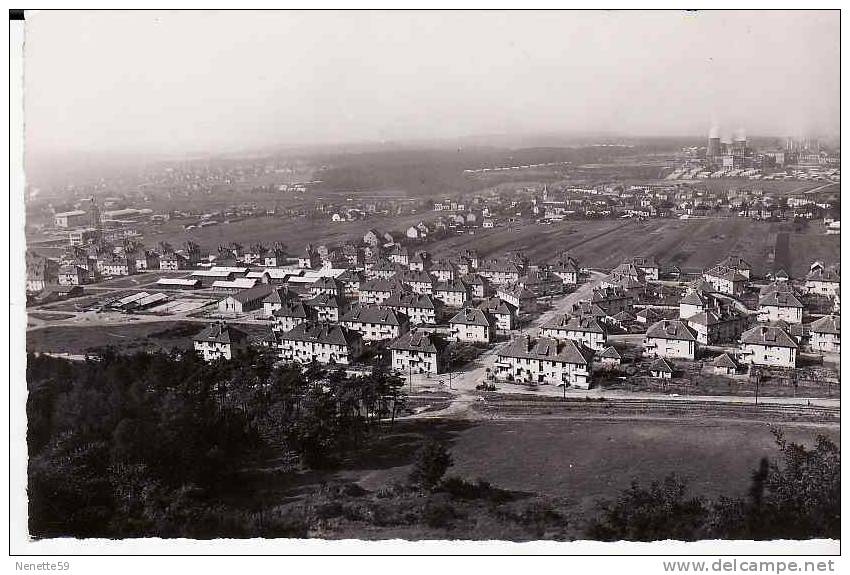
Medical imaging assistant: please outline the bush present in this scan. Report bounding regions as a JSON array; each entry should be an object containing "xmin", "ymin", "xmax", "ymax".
[{"xmin": 409, "ymin": 440, "xmax": 453, "ymax": 490}]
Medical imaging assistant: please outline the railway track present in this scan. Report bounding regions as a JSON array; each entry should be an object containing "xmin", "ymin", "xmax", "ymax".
[{"xmin": 471, "ymin": 396, "xmax": 840, "ymax": 423}]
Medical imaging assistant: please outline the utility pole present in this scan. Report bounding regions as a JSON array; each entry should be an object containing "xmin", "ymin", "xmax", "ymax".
[{"xmin": 754, "ymin": 372, "xmax": 760, "ymax": 405}]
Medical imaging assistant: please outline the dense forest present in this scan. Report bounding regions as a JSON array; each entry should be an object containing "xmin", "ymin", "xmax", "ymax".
[
  {"xmin": 26, "ymin": 349, "xmax": 839, "ymax": 540},
  {"xmin": 27, "ymin": 348, "xmax": 405, "ymax": 538}
]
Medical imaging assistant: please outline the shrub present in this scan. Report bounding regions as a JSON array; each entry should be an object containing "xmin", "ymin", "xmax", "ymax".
[{"xmin": 409, "ymin": 440, "xmax": 453, "ymax": 490}]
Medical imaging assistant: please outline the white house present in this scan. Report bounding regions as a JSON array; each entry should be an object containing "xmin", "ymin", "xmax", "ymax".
[
  {"xmin": 679, "ymin": 289, "xmax": 715, "ymax": 319},
  {"xmin": 643, "ymin": 319, "xmax": 698, "ymax": 360},
  {"xmin": 433, "ymin": 279, "xmax": 471, "ymax": 308},
  {"xmin": 262, "ymin": 287, "xmax": 296, "ymax": 317},
  {"xmin": 340, "ymin": 305, "xmax": 410, "ymax": 342},
  {"xmin": 739, "ymin": 325, "xmax": 798, "ymax": 368},
  {"xmin": 193, "ymin": 322, "xmax": 249, "ymax": 362},
  {"xmin": 758, "ymin": 291, "xmax": 804, "ymax": 324},
  {"xmin": 396, "ymin": 269, "xmax": 436, "ymax": 295},
  {"xmin": 430, "ymin": 260, "xmax": 457, "ymax": 282},
  {"xmin": 649, "ymin": 357, "xmax": 674, "ymax": 379},
  {"xmin": 599, "ymin": 346, "xmax": 622, "ymax": 367},
  {"xmin": 310, "ymin": 276, "xmax": 343, "ymax": 298},
  {"xmin": 718, "ymin": 255, "xmax": 752, "ymax": 279},
  {"xmin": 551, "ymin": 258, "xmax": 580, "ymax": 286},
  {"xmin": 448, "ymin": 307, "xmax": 496, "ymax": 343},
  {"xmin": 58, "ymin": 264, "xmax": 90, "ymax": 286},
  {"xmin": 359, "ymin": 278, "xmax": 409, "ymax": 305},
  {"xmin": 703, "ymin": 265, "xmax": 748, "ymax": 296},
  {"xmin": 217, "ymin": 284, "xmax": 275, "ymax": 314},
  {"xmin": 590, "ymin": 286, "xmax": 633, "ymax": 315},
  {"xmin": 712, "ymin": 353, "xmax": 740, "ymax": 375},
  {"xmin": 805, "ymin": 268, "xmax": 840, "ymax": 297},
  {"xmin": 388, "ymin": 330, "xmax": 449, "ymax": 374},
  {"xmin": 685, "ymin": 308, "xmax": 747, "ymax": 345},
  {"xmin": 159, "ymin": 252, "xmax": 187, "ymax": 271},
  {"xmin": 271, "ymin": 300, "xmax": 317, "ymax": 333},
  {"xmin": 477, "ymin": 297, "xmax": 518, "ymax": 331},
  {"xmin": 538, "ymin": 314, "xmax": 607, "ymax": 352},
  {"xmin": 496, "ymin": 284, "xmax": 537, "ymax": 315},
  {"xmin": 629, "ymin": 256, "xmax": 660, "ymax": 281},
  {"xmin": 381, "ymin": 292, "xmax": 442, "ymax": 325},
  {"xmin": 305, "ymin": 293, "xmax": 348, "ymax": 322},
  {"xmin": 809, "ymin": 315, "xmax": 840, "ymax": 353},
  {"xmin": 273, "ymin": 321, "xmax": 363, "ymax": 365},
  {"xmin": 493, "ymin": 335, "xmax": 594, "ymax": 389}
]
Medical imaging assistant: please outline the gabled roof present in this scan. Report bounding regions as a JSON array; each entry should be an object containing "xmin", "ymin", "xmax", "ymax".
[
  {"xmin": 498, "ymin": 284, "xmax": 536, "ymax": 299},
  {"xmin": 806, "ymin": 268, "xmax": 840, "ymax": 283},
  {"xmin": 687, "ymin": 308, "xmax": 743, "ymax": 326},
  {"xmin": 396, "ymin": 269, "xmax": 436, "ymax": 285},
  {"xmin": 498, "ymin": 335, "xmax": 594, "ymax": 365},
  {"xmin": 712, "ymin": 353, "xmax": 739, "ymax": 369},
  {"xmin": 280, "ymin": 321, "xmax": 360, "ymax": 346},
  {"xmin": 564, "ymin": 315, "xmax": 607, "ymax": 334},
  {"xmin": 228, "ymin": 283, "xmax": 275, "ymax": 304},
  {"xmin": 687, "ymin": 279, "xmax": 717, "ymax": 294},
  {"xmin": 311, "ymin": 276, "xmax": 342, "ymax": 290},
  {"xmin": 809, "ymin": 315, "xmax": 840, "ymax": 335},
  {"xmin": 636, "ymin": 307, "xmax": 664, "ymax": 321},
  {"xmin": 262, "ymin": 287, "xmax": 295, "ymax": 305},
  {"xmin": 611, "ymin": 310, "xmax": 636, "ymax": 322},
  {"xmin": 650, "ymin": 358, "xmax": 674, "ymax": 373},
  {"xmin": 306, "ymin": 293, "xmax": 345, "ymax": 308},
  {"xmin": 360, "ymin": 277, "xmax": 409, "ymax": 292},
  {"xmin": 194, "ymin": 322, "xmax": 248, "ymax": 345},
  {"xmin": 383, "ymin": 292, "xmax": 438, "ymax": 310},
  {"xmin": 720, "ymin": 255, "xmax": 751, "ymax": 270},
  {"xmin": 273, "ymin": 300, "xmax": 312, "ymax": 319},
  {"xmin": 434, "ymin": 279, "xmax": 470, "ymax": 293},
  {"xmin": 571, "ymin": 301, "xmax": 608, "ymax": 318},
  {"xmin": 600, "ymin": 346, "xmax": 622, "ymax": 360},
  {"xmin": 759, "ymin": 291, "xmax": 803, "ymax": 309},
  {"xmin": 336, "ymin": 269, "xmax": 364, "ymax": 283},
  {"xmin": 449, "ymin": 307, "xmax": 495, "ymax": 327},
  {"xmin": 680, "ymin": 290, "xmax": 709, "ymax": 306},
  {"xmin": 480, "ymin": 259, "xmax": 522, "ymax": 274},
  {"xmin": 388, "ymin": 329, "xmax": 447, "ymax": 353},
  {"xmin": 341, "ymin": 305, "xmax": 407, "ymax": 326},
  {"xmin": 705, "ymin": 265, "xmax": 748, "ymax": 283},
  {"xmin": 645, "ymin": 319, "xmax": 697, "ymax": 342},
  {"xmin": 477, "ymin": 297, "xmax": 517, "ymax": 316},
  {"xmin": 759, "ymin": 281, "xmax": 796, "ymax": 297},
  {"xmin": 591, "ymin": 286, "xmax": 630, "ymax": 302},
  {"xmin": 740, "ymin": 325, "xmax": 798, "ymax": 349}
]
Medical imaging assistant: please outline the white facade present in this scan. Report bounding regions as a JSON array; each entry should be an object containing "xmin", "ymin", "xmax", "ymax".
[
  {"xmin": 759, "ymin": 304, "xmax": 803, "ymax": 324},
  {"xmin": 643, "ymin": 336, "xmax": 696, "ymax": 360},
  {"xmin": 493, "ymin": 354, "xmax": 591, "ymax": 389},
  {"xmin": 391, "ymin": 348, "xmax": 441, "ymax": 374},
  {"xmin": 739, "ymin": 343, "xmax": 797, "ymax": 368},
  {"xmin": 194, "ymin": 340, "xmax": 240, "ymax": 362}
]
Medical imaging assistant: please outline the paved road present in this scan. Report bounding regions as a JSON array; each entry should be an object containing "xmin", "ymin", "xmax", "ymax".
[{"xmin": 408, "ymin": 272, "xmax": 607, "ymax": 404}]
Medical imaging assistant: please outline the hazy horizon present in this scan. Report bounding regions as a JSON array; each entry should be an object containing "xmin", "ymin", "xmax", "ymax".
[{"xmin": 24, "ymin": 10, "xmax": 839, "ymax": 161}]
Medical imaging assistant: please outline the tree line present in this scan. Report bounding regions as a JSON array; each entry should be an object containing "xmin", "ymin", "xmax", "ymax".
[{"xmin": 26, "ymin": 347, "xmax": 405, "ymax": 538}]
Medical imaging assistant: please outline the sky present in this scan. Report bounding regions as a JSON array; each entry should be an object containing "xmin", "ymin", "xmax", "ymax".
[{"xmin": 24, "ymin": 10, "xmax": 839, "ymax": 158}]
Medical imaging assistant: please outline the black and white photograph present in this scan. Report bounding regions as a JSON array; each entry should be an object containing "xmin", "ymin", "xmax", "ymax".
[{"xmin": 9, "ymin": 6, "xmax": 842, "ymax": 563}]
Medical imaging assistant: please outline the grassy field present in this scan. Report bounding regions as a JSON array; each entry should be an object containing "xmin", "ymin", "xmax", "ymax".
[
  {"xmin": 244, "ymin": 418, "xmax": 839, "ymax": 518},
  {"xmin": 141, "ymin": 212, "xmax": 431, "ymax": 253},
  {"xmin": 425, "ymin": 218, "xmax": 838, "ymax": 277},
  {"xmin": 27, "ymin": 320, "xmax": 271, "ymax": 354}
]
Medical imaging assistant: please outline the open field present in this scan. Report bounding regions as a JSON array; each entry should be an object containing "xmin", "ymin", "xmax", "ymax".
[
  {"xmin": 27, "ymin": 320, "xmax": 271, "ymax": 354},
  {"xmin": 242, "ymin": 418, "xmax": 838, "ymax": 518},
  {"xmin": 140, "ymin": 212, "xmax": 431, "ymax": 253},
  {"xmin": 425, "ymin": 218, "xmax": 839, "ymax": 276}
]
